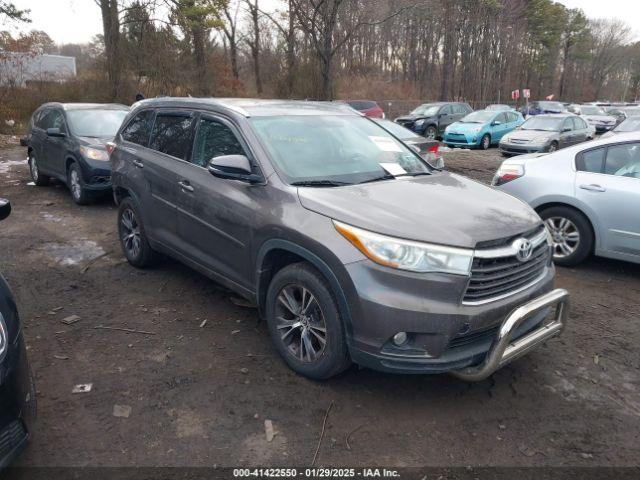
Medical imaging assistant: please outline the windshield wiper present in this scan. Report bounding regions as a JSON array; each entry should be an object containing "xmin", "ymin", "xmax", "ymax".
[
  {"xmin": 358, "ymin": 174, "xmax": 396, "ymax": 184},
  {"xmin": 290, "ymin": 180, "xmax": 351, "ymax": 187}
]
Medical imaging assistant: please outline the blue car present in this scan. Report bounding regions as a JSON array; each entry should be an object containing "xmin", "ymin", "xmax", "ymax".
[{"xmin": 443, "ymin": 110, "xmax": 525, "ymax": 150}]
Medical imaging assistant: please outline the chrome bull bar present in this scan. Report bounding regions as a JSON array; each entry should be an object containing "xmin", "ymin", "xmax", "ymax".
[{"xmin": 451, "ymin": 288, "xmax": 570, "ymax": 382}]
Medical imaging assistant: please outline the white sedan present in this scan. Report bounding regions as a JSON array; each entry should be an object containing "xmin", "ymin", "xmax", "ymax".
[{"xmin": 492, "ymin": 132, "xmax": 640, "ymax": 266}]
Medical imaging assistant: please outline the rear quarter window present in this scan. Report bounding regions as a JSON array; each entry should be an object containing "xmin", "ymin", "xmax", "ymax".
[
  {"xmin": 576, "ymin": 147, "xmax": 605, "ymax": 173},
  {"xmin": 121, "ymin": 110, "xmax": 155, "ymax": 146}
]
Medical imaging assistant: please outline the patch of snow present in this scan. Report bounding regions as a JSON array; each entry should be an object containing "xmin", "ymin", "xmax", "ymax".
[
  {"xmin": 41, "ymin": 240, "xmax": 105, "ymax": 266},
  {"xmin": 0, "ymin": 158, "xmax": 27, "ymax": 175}
]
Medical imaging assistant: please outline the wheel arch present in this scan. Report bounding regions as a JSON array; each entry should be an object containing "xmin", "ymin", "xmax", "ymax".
[
  {"xmin": 534, "ymin": 201, "xmax": 599, "ymax": 250},
  {"xmin": 256, "ymin": 240, "xmax": 353, "ymax": 336}
]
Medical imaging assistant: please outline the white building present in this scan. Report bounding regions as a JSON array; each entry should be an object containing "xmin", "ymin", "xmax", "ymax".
[{"xmin": 0, "ymin": 52, "xmax": 77, "ymax": 86}]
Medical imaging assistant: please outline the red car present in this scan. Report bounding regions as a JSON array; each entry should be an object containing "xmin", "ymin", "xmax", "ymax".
[{"xmin": 345, "ymin": 100, "xmax": 385, "ymax": 118}]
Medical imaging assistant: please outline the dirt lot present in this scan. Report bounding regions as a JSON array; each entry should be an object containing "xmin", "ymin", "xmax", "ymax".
[{"xmin": 1, "ymin": 141, "xmax": 639, "ymax": 469}]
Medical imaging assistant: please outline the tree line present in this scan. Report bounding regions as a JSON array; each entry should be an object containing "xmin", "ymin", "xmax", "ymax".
[{"xmin": 2, "ymin": 0, "xmax": 639, "ymax": 109}]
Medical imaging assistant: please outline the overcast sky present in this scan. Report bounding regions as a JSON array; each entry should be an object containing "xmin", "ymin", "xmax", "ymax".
[{"xmin": 4, "ymin": 0, "xmax": 640, "ymax": 44}]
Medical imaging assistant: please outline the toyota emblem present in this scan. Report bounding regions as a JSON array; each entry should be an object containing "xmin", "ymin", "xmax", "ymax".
[{"xmin": 514, "ymin": 238, "xmax": 533, "ymax": 262}]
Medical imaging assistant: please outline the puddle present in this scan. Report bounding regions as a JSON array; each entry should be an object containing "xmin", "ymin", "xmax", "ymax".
[
  {"xmin": 41, "ymin": 240, "xmax": 105, "ymax": 266},
  {"xmin": 0, "ymin": 158, "xmax": 27, "ymax": 175}
]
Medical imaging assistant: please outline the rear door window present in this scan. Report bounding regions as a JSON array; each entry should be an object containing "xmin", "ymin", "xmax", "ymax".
[
  {"xmin": 576, "ymin": 147, "xmax": 605, "ymax": 173},
  {"xmin": 149, "ymin": 112, "xmax": 194, "ymax": 160},
  {"xmin": 191, "ymin": 118, "xmax": 247, "ymax": 168},
  {"xmin": 121, "ymin": 110, "xmax": 155, "ymax": 146}
]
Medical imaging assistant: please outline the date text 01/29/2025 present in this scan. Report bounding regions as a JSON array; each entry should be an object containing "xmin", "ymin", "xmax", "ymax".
[{"xmin": 232, "ymin": 468, "xmax": 401, "ymax": 478}]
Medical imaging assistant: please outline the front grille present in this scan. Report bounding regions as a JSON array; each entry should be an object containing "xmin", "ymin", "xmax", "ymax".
[
  {"xmin": 0, "ymin": 420, "xmax": 27, "ymax": 459},
  {"xmin": 463, "ymin": 230, "xmax": 550, "ymax": 304},
  {"xmin": 397, "ymin": 120, "xmax": 414, "ymax": 129}
]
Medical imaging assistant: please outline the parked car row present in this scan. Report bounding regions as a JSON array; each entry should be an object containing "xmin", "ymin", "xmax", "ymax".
[{"xmin": 15, "ymin": 98, "xmax": 570, "ymax": 392}]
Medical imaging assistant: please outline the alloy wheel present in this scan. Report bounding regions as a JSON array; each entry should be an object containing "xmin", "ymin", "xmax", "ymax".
[
  {"xmin": 548, "ymin": 143, "xmax": 558, "ymax": 152},
  {"xmin": 275, "ymin": 284, "xmax": 327, "ymax": 362},
  {"xmin": 482, "ymin": 135, "xmax": 490, "ymax": 149},
  {"xmin": 70, "ymin": 168, "xmax": 82, "ymax": 200},
  {"xmin": 545, "ymin": 217, "xmax": 580, "ymax": 258},
  {"xmin": 425, "ymin": 127, "xmax": 437, "ymax": 140},
  {"xmin": 120, "ymin": 208, "xmax": 142, "ymax": 259},
  {"xmin": 29, "ymin": 156, "xmax": 38, "ymax": 181}
]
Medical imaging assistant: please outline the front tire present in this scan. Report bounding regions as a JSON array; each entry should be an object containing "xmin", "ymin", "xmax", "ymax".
[
  {"xmin": 539, "ymin": 206, "xmax": 593, "ymax": 266},
  {"xmin": 117, "ymin": 197, "xmax": 158, "ymax": 268},
  {"xmin": 480, "ymin": 134, "xmax": 491, "ymax": 150},
  {"xmin": 28, "ymin": 152, "xmax": 49, "ymax": 186},
  {"xmin": 265, "ymin": 263, "xmax": 351, "ymax": 380},
  {"xmin": 424, "ymin": 125, "xmax": 437, "ymax": 140},
  {"xmin": 547, "ymin": 141, "xmax": 559, "ymax": 153},
  {"xmin": 68, "ymin": 163, "xmax": 90, "ymax": 205}
]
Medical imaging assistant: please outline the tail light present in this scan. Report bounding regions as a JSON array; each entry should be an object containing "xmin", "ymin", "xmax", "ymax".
[
  {"xmin": 105, "ymin": 142, "xmax": 116, "ymax": 156},
  {"xmin": 427, "ymin": 144, "xmax": 439, "ymax": 154},
  {"xmin": 492, "ymin": 164, "xmax": 525, "ymax": 186}
]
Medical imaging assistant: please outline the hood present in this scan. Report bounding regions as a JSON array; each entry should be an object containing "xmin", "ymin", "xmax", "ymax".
[
  {"xmin": 78, "ymin": 136, "xmax": 113, "ymax": 148},
  {"xmin": 504, "ymin": 129, "xmax": 556, "ymax": 142},
  {"xmin": 395, "ymin": 114, "xmax": 434, "ymax": 122},
  {"xmin": 297, "ymin": 172, "xmax": 540, "ymax": 249},
  {"xmin": 447, "ymin": 122, "xmax": 485, "ymax": 134},
  {"xmin": 583, "ymin": 115, "xmax": 616, "ymax": 123}
]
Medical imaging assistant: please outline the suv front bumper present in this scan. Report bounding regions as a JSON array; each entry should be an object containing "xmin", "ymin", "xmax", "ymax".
[{"xmin": 451, "ymin": 288, "xmax": 569, "ymax": 381}]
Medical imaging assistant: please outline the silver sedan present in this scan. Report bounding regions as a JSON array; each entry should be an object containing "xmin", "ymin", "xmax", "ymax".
[{"xmin": 492, "ymin": 132, "xmax": 640, "ymax": 266}]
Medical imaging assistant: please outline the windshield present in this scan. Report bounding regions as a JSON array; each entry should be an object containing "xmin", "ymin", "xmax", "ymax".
[
  {"xmin": 580, "ymin": 106, "xmax": 606, "ymax": 115},
  {"xmin": 249, "ymin": 115, "xmax": 431, "ymax": 185},
  {"xmin": 521, "ymin": 116, "xmax": 564, "ymax": 131},
  {"xmin": 374, "ymin": 119, "xmax": 415, "ymax": 139},
  {"xmin": 460, "ymin": 111, "xmax": 496, "ymax": 123},
  {"xmin": 614, "ymin": 118, "xmax": 640, "ymax": 132},
  {"xmin": 538, "ymin": 102, "xmax": 566, "ymax": 111},
  {"xmin": 66, "ymin": 109, "xmax": 129, "ymax": 137},
  {"xmin": 410, "ymin": 104, "xmax": 441, "ymax": 116}
]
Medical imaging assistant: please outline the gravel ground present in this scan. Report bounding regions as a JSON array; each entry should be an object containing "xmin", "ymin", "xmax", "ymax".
[{"xmin": 1, "ymin": 144, "xmax": 639, "ymax": 470}]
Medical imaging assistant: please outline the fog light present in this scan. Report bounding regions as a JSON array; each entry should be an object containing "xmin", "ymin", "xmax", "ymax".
[{"xmin": 393, "ymin": 332, "xmax": 408, "ymax": 346}]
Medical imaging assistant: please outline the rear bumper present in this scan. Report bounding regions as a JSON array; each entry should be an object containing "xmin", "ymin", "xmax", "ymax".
[{"xmin": 593, "ymin": 125, "xmax": 614, "ymax": 133}]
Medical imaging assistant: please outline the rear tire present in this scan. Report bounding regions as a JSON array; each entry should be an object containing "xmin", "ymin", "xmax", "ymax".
[
  {"xmin": 28, "ymin": 152, "xmax": 49, "ymax": 186},
  {"xmin": 539, "ymin": 206, "xmax": 593, "ymax": 266},
  {"xmin": 117, "ymin": 197, "xmax": 159, "ymax": 268},
  {"xmin": 265, "ymin": 262, "xmax": 351, "ymax": 380}
]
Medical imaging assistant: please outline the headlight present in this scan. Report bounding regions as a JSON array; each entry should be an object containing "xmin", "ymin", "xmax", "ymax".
[
  {"xmin": 0, "ymin": 312, "xmax": 7, "ymax": 363},
  {"xmin": 415, "ymin": 119, "xmax": 425, "ymax": 127},
  {"xmin": 334, "ymin": 221, "xmax": 473, "ymax": 275},
  {"xmin": 80, "ymin": 146, "xmax": 109, "ymax": 161}
]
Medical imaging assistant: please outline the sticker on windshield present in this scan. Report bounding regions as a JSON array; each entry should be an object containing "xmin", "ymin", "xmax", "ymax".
[
  {"xmin": 379, "ymin": 162, "xmax": 407, "ymax": 176},
  {"xmin": 369, "ymin": 136, "xmax": 402, "ymax": 152}
]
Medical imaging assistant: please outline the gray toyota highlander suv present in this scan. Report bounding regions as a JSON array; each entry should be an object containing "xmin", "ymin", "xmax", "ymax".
[{"xmin": 110, "ymin": 98, "xmax": 569, "ymax": 380}]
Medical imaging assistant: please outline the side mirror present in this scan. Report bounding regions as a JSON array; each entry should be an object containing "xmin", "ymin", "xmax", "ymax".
[
  {"xmin": 208, "ymin": 155, "xmax": 262, "ymax": 184},
  {"xmin": 562, "ymin": 127, "xmax": 571, "ymax": 133},
  {"xmin": 46, "ymin": 127, "xmax": 66, "ymax": 137},
  {"xmin": 0, "ymin": 198, "xmax": 11, "ymax": 221}
]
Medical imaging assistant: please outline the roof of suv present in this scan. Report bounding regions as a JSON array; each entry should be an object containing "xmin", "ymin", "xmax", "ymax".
[
  {"xmin": 133, "ymin": 97, "xmax": 358, "ymax": 117},
  {"xmin": 39, "ymin": 102, "xmax": 129, "ymax": 111}
]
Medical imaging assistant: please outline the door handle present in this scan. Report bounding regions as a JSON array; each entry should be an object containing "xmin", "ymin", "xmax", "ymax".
[
  {"xmin": 132, "ymin": 159, "xmax": 144, "ymax": 168},
  {"xmin": 579, "ymin": 184, "xmax": 606, "ymax": 192},
  {"xmin": 178, "ymin": 181, "xmax": 194, "ymax": 192}
]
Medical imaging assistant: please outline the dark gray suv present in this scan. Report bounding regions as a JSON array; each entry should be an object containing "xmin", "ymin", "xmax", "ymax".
[{"xmin": 110, "ymin": 98, "xmax": 569, "ymax": 380}]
